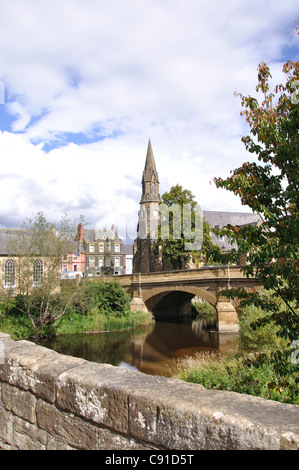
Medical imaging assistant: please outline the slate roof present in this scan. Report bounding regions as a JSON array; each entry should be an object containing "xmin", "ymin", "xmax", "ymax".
[
  {"xmin": 203, "ymin": 210, "xmax": 263, "ymax": 251},
  {"xmin": 203, "ymin": 210, "xmax": 263, "ymax": 228},
  {"xmin": 0, "ymin": 229, "xmax": 31, "ymax": 255},
  {"xmin": 82, "ymin": 228, "xmax": 122, "ymax": 243}
]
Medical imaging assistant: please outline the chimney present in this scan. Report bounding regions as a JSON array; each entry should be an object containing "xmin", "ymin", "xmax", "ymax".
[
  {"xmin": 78, "ymin": 223, "xmax": 84, "ymax": 242},
  {"xmin": 111, "ymin": 224, "xmax": 116, "ymax": 233}
]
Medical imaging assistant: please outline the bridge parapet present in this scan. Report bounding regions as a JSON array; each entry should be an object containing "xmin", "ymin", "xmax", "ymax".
[{"xmin": 88, "ymin": 266, "xmax": 260, "ymax": 332}]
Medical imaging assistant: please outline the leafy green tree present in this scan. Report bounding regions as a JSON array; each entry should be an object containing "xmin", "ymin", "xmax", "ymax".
[
  {"xmin": 1, "ymin": 212, "xmax": 80, "ymax": 334},
  {"xmin": 214, "ymin": 59, "xmax": 299, "ymax": 374},
  {"xmin": 156, "ymin": 184, "xmax": 221, "ymax": 269}
]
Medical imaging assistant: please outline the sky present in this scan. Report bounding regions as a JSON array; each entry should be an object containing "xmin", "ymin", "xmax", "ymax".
[{"xmin": 0, "ymin": 0, "xmax": 298, "ymax": 242}]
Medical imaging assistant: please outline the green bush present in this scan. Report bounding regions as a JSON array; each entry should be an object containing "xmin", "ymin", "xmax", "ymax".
[
  {"xmin": 238, "ymin": 302, "xmax": 290, "ymax": 355},
  {"xmin": 86, "ymin": 280, "xmax": 131, "ymax": 318}
]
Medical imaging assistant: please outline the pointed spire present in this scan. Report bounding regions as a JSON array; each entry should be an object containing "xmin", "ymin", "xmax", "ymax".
[
  {"xmin": 143, "ymin": 139, "xmax": 159, "ymax": 183},
  {"xmin": 140, "ymin": 140, "xmax": 160, "ymax": 204}
]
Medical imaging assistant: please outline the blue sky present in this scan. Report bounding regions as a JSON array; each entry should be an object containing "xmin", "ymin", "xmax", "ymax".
[{"xmin": 0, "ymin": 0, "xmax": 298, "ymax": 240}]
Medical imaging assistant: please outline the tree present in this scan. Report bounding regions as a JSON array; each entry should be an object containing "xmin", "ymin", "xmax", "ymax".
[
  {"xmin": 156, "ymin": 184, "xmax": 221, "ymax": 269},
  {"xmin": 214, "ymin": 59, "xmax": 299, "ymax": 365},
  {"xmin": 1, "ymin": 212, "xmax": 80, "ymax": 334}
]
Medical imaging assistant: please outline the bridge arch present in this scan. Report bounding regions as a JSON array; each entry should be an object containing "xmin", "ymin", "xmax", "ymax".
[
  {"xmin": 142, "ymin": 284, "xmax": 217, "ymax": 308},
  {"xmin": 141, "ymin": 285, "xmax": 217, "ymax": 321}
]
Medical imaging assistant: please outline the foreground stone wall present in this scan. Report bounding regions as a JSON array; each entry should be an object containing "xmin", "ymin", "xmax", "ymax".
[{"xmin": 0, "ymin": 332, "xmax": 298, "ymax": 450}]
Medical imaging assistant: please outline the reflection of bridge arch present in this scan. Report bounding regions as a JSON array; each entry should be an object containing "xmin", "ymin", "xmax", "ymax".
[{"xmin": 142, "ymin": 285, "xmax": 217, "ymax": 309}]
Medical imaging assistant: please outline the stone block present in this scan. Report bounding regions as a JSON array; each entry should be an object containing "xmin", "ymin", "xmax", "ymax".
[
  {"xmin": 0, "ymin": 340, "xmax": 54, "ymax": 388},
  {"xmin": 127, "ymin": 377, "xmax": 206, "ymax": 448},
  {"xmin": 1, "ymin": 339, "xmax": 87, "ymax": 403},
  {"xmin": 1, "ymin": 383, "xmax": 36, "ymax": 424},
  {"xmin": 36, "ymin": 399, "xmax": 99, "ymax": 450},
  {"xmin": 56, "ymin": 363, "xmax": 132, "ymax": 433},
  {"xmin": 0, "ymin": 404, "xmax": 14, "ymax": 446},
  {"xmin": 24, "ymin": 352, "xmax": 88, "ymax": 403},
  {"xmin": 13, "ymin": 416, "xmax": 47, "ymax": 450},
  {"xmin": 97, "ymin": 427, "xmax": 158, "ymax": 450}
]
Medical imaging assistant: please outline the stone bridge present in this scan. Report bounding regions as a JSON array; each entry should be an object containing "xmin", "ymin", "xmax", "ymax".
[{"xmin": 111, "ymin": 265, "xmax": 260, "ymax": 332}]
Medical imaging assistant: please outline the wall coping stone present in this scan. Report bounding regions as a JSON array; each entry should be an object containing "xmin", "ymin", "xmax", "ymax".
[{"xmin": 0, "ymin": 332, "xmax": 298, "ymax": 450}]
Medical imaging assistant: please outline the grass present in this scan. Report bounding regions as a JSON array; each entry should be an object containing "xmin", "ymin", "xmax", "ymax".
[
  {"xmin": 55, "ymin": 308, "xmax": 153, "ymax": 335},
  {"xmin": 0, "ymin": 308, "xmax": 154, "ymax": 340},
  {"xmin": 0, "ymin": 312, "xmax": 34, "ymax": 340},
  {"xmin": 176, "ymin": 353, "xmax": 298, "ymax": 404}
]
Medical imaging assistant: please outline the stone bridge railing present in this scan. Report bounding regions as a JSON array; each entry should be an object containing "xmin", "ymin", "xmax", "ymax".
[
  {"xmin": 0, "ymin": 333, "xmax": 298, "ymax": 450},
  {"xmin": 108, "ymin": 266, "xmax": 260, "ymax": 332}
]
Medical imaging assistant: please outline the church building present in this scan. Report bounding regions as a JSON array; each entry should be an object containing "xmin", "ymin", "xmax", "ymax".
[
  {"xmin": 133, "ymin": 141, "xmax": 263, "ymax": 274},
  {"xmin": 133, "ymin": 140, "xmax": 162, "ymax": 273}
]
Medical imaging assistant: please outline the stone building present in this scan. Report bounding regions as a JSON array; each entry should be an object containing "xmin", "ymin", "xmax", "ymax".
[
  {"xmin": 133, "ymin": 140, "xmax": 162, "ymax": 273},
  {"xmin": 0, "ymin": 229, "xmax": 62, "ymax": 292},
  {"xmin": 79, "ymin": 224, "xmax": 125, "ymax": 277},
  {"xmin": 133, "ymin": 141, "xmax": 263, "ymax": 273}
]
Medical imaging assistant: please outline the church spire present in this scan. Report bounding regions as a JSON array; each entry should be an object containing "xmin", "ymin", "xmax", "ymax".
[
  {"xmin": 133, "ymin": 141, "xmax": 162, "ymax": 273},
  {"xmin": 143, "ymin": 139, "xmax": 159, "ymax": 183},
  {"xmin": 140, "ymin": 139, "xmax": 160, "ymax": 203}
]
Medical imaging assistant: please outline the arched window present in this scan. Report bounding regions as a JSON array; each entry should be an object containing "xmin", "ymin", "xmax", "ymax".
[
  {"xmin": 33, "ymin": 260, "xmax": 44, "ymax": 286},
  {"xmin": 4, "ymin": 259, "xmax": 16, "ymax": 288}
]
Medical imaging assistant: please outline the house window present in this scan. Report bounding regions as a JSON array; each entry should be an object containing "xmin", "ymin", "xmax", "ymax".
[
  {"xmin": 114, "ymin": 257, "xmax": 120, "ymax": 268},
  {"xmin": 99, "ymin": 243, "xmax": 104, "ymax": 253},
  {"xmin": 106, "ymin": 243, "xmax": 111, "ymax": 252},
  {"xmin": 89, "ymin": 244, "xmax": 95, "ymax": 253},
  {"xmin": 33, "ymin": 260, "xmax": 44, "ymax": 286},
  {"xmin": 99, "ymin": 257, "xmax": 104, "ymax": 267},
  {"xmin": 4, "ymin": 259, "xmax": 16, "ymax": 288},
  {"xmin": 114, "ymin": 244, "xmax": 120, "ymax": 253},
  {"xmin": 89, "ymin": 257, "xmax": 95, "ymax": 267},
  {"xmin": 105, "ymin": 258, "xmax": 111, "ymax": 267}
]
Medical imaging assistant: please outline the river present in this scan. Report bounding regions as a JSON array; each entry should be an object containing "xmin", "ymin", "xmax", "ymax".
[{"xmin": 38, "ymin": 319, "xmax": 238, "ymax": 377}]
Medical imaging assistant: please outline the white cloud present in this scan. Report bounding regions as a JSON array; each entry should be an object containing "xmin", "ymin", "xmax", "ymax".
[{"xmin": 0, "ymin": 0, "xmax": 298, "ymax": 232}]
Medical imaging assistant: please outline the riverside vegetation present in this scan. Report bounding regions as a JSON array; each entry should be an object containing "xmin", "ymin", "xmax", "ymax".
[
  {"xmin": 0, "ymin": 279, "xmax": 153, "ymax": 340},
  {"xmin": 178, "ymin": 291, "xmax": 298, "ymax": 405}
]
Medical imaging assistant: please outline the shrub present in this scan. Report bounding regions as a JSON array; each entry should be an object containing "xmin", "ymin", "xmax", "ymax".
[
  {"xmin": 84, "ymin": 280, "xmax": 131, "ymax": 318},
  {"xmin": 239, "ymin": 301, "xmax": 289, "ymax": 355}
]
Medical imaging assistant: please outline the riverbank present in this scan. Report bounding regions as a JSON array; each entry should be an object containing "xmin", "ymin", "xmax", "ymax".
[
  {"xmin": 0, "ymin": 308, "xmax": 154, "ymax": 340},
  {"xmin": 175, "ymin": 301, "xmax": 299, "ymax": 405}
]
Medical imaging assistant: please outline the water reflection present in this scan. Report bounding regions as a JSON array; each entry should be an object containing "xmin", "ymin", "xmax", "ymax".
[{"xmin": 38, "ymin": 320, "xmax": 238, "ymax": 377}]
